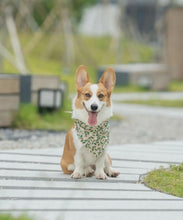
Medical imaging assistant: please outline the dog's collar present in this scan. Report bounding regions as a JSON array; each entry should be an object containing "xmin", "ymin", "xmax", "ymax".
[{"xmin": 74, "ymin": 119, "xmax": 109, "ymax": 158}]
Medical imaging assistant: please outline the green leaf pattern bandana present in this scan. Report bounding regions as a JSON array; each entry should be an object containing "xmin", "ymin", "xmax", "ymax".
[{"xmin": 74, "ymin": 119, "xmax": 109, "ymax": 158}]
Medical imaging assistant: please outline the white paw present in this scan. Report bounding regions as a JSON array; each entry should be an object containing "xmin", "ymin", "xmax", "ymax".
[
  {"xmin": 95, "ymin": 171, "xmax": 107, "ymax": 180},
  {"xmin": 67, "ymin": 164, "xmax": 75, "ymax": 171},
  {"xmin": 105, "ymin": 167, "xmax": 120, "ymax": 177},
  {"xmin": 85, "ymin": 166, "xmax": 94, "ymax": 177},
  {"xmin": 71, "ymin": 171, "xmax": 82, "ymax": 179}
]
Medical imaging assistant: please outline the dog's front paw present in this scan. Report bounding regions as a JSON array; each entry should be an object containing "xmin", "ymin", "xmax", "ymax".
[
  {"xmin": 85, "ymin": 166, "xmax": 94, "ymax": 177},
  {"xmin": 95, "ymin": 171, "xmax": 107, "ymax": 180},
  {"xmin": 105, "ymin": 167, "xmax": 120, "ymax": 177},
  {"xmin": 71, "ymin": 171, "xmax": 82, "ymax": 179}
]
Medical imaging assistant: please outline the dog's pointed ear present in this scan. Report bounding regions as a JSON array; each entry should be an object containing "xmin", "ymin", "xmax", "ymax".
[
  {"xmin": 99, "ymin": 67, "xmax": 116, "ymax": 92},
  {"xmin": 75, "ymin": 65, "xmax": 90, "ymax": 90}
]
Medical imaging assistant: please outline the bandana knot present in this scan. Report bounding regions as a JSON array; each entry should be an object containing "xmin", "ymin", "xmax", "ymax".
[{"xmin": 74, "ymin": 120, "xmax": 109, "ymax": 157}]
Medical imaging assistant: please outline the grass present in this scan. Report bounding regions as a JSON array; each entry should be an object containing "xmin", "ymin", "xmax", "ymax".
[
  {"xmin": 111, "ymin": 114, "xmax": 123, "ymax": 121},
  {"xmin": 4, "ymin": 32, "xmax": 183, "ymax": 94},
  {"xmin": 12, "ymin": 100, "xmax": 123, "ymax": 130},
  {"xmin": 13, "ymin": 99, "xmax": 74, "ymax": 131},
  {"xmin": 3, "ymin": 33, "xmax": 154, "ymax": 129},
  {"xmin": 3, "ymin": 33, "xmax": 154, "ymax": 93},
  {"xmin": 144, "ymin": 164, "xmax": 183, "ymax": 198},
  {"xmin": 114, "ymin": 84, "xmax": 150, "ymax": 93},
  {"xmin": 0, "ymin": 214, "xmax": 32, "ymax": 220},
  {"xmin": 169, "ymin": 81, "xmax": 183, "ymax": 92},
  {"xmin": 120, "ymin": 99, "xmax": 183, "ymax": 108}
]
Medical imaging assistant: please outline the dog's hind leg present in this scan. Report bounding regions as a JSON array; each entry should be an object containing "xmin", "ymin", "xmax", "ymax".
[{"xmin": 67, "ymin": 164, "xmax": 75, "ymax": 172}]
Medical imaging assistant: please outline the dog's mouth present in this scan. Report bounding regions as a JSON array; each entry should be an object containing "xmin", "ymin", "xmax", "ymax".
[
  {"xmin": 83, "ymin": 103, "xmax": 99, "ymax": 126},
  {"xmin": 88, "ymin": 111, "xmax": 98, "ymax": 126}
]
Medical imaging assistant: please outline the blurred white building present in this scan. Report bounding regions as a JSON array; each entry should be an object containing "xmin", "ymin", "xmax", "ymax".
[
  {"xmin": 79, "ymin": 0, "xmax": 183, "ymax": 37},
  {"xmin": 79, "ymin": 3, "xmax": 121, "ymax": 37}
]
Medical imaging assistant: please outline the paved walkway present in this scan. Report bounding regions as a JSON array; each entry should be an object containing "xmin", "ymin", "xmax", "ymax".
[
  {"xmin": 0, "ymin": 141, "xmax": 183, "ymax": 220},
  {"xmin": 112, "ymin": 92, "xmax": 183, "ymax": 101},
  {"xmin": 112, "ymin": 92, "xmax": 183, "ymax": 120},
  {"xmin": 113, "ymin": 102, "xmax": 183, "ymax": 118}
]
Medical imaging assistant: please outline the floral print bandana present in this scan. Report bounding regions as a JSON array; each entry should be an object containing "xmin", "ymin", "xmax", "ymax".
[{"xmin": 74, "ymin": 119, "xmax": 109, "ymax": 158}]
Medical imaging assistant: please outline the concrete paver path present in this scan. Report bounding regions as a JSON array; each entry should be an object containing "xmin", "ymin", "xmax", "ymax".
[
  {"xmin": 112, "ymin": 92, "xmax": 183, "ymax": 101},
  {"xmin": 0, "ymin": 141, "xmax": 183, "ymax": 220},
  {"xmin": 113, "ymin": 102, "xmax": 183, "ymax": 118}
]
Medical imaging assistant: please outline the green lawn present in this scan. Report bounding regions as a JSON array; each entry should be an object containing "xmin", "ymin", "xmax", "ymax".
[
  {"xmin": 13, "ymin": 100, "xmax": 73, "ymax": 131},
  {"xmin": 144, "ymin": 164, "xmax": 183, "ymax": 198},
  {"xmin": 110, "ymin": 114, "xmax": 123, "ymax": 121},
  {"xmin": 12, "ymin": 101, "xmax": 123, "ymax": 131},
  {"xmin": 169, "ymin": 81, "xmax": 183, "ymax": 92},
  {"xmin": 3, "ymin": 33, "xmax": 155, "ymax": 130},
  {"xmin": 114, "ymin": 84, "xmax": 150, "ymax": 93},
  {"xmin": 0, "ymin": 214, "xmax": 32, "ymax": 220},
  {"xmin": 120, "ymin": 99, "xmax": 183, "ymax": 108},
  {"xmin": 3, "ymin": 32, "xmax": 183, "ymax": 94},
  {"xmin": 3, "ymin": 33, "xmax": 154, "ymax": 93}
]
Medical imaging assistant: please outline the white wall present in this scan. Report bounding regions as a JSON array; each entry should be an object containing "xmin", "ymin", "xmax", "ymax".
[{"xmin": 79, "ymin": 4, "xmax": 121, "ymax": 37}]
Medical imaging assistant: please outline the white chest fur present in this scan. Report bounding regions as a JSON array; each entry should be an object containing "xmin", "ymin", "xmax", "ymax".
[{"xmin": 72, "ymin": 127, "xmax": 99, "ymax": 165}]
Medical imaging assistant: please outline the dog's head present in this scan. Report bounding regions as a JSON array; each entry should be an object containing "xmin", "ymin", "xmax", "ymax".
[{"xmin": 72, "ymin": 65, "xmax": 116, "ymax": 126}]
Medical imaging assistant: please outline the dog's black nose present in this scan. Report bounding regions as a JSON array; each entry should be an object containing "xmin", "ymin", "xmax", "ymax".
[{"xmin": 91, "ymin": 104, "xmax": 98, "ymax": 111}]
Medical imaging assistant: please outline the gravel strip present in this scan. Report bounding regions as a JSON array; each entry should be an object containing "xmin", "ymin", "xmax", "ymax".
[
  {"xmin": 110, "ymin": 114, "xmax": 183, "ymax": 145},
  {"xmin": 0, "ymin": 131, "xmax": 66, "ymax": 150}
]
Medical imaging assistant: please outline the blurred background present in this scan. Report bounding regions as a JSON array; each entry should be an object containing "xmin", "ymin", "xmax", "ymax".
[{"xmin": 0, "ymin": 0, "xmax": 183, "ymax": 131}]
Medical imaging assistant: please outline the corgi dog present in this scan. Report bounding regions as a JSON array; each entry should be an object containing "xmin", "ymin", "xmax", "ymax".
[{"xmin": 60, "ymin": 65, "xmax": 119, "ymax": 179}]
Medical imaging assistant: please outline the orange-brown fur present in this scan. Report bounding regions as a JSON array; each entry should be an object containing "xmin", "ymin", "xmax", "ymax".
[
  {"xmin": 60, "ymin": 126, "xmax": 76, "ymax": 174},
  {"xmin": 97, "ymin": 83, "xmax": 111, "ymax": 107},
  {"xmin": 75, "ymin": 82, "xmax": 112, "ymax": 109},
  {"xmin": 75, "ymin": 83, "xmax": 92, "ymax": 109}
]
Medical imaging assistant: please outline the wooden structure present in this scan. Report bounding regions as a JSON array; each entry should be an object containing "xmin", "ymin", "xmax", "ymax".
[
  {"xmin": 165, "ymin": 7, "xmax": 183, "ymax": 80},
  {"xmin": 0, "ymin": 74, "xmax": 61, "ymax": 127},
  {"xmin": 0, "ymin": 74, "xmax": 19, "ymax": 126}
]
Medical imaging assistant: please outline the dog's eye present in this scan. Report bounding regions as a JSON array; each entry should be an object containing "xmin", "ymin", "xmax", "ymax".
[
  {"xmin": 85, "ymin": 93, "xmax": 91, "ymax": 98},
  {"xmin": 98, "ymin": 94, "xmax": 104, "ymax": 99}
]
